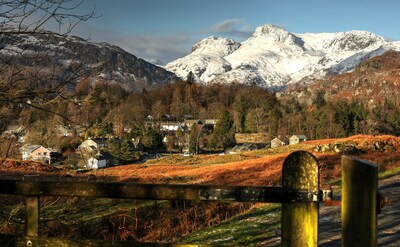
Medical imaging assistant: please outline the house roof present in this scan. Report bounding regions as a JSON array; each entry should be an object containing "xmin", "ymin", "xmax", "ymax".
[
  {"xmin": 19, "ymin": 144, "xmax": 42, "ymax": 153},
  {"xmin": 91, "ymin": 138, "xmax": 108, "ymax": 145},
  {"xmin": 183, "ymin": 119, "xmax": 203, "ymax": 125},
  {"xmin": 92, "ymin": 151, "xmax": 113, "ymax": 160},
  {"xmin": 271, "ymin": 136, "xmax": 290, "ymax": 142},
  {"xmin": 204, "ymin": 119, "xmax": 218, "ymax": 124},
  {"xmin": 291, "ymin": 135, "xmax": 307, "ymax": 139}
]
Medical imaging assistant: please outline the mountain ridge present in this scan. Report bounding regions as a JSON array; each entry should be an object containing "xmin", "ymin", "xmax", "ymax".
[
  {"xmin": 165, "ymin": 24, "xmax": 400, "ymax": 88},
  {"xmin": 0, "ymin": 29, "xmax": 180, "ymax": 92}
]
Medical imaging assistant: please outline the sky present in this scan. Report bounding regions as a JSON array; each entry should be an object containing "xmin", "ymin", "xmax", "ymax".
[{"xmin": 69, "ymin": 0, "xmax": 400, "ymax": 64}]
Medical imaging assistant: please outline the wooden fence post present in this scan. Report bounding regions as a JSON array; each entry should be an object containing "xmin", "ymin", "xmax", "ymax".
[
  {"xmin": 281, "ymin": 151, "xmax": 319, "ymax": 247},
  {"xmin": 342, "ymin": 155, "xmax": 377, "ymax": 247},
  {"xmin": 25, "ymin": 196, "xmax": 39, "ymax": 237}
]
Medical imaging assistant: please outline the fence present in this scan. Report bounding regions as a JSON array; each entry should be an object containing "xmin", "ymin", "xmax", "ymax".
[{"xmin": 0, "ymin": 151, "xmax": 379, "ymax": 246}]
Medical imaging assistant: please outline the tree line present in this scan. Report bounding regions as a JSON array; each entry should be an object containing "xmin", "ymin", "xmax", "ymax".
[{"xmin": 14, "ymin": 78, "xmax": 400, "ymax": 155}]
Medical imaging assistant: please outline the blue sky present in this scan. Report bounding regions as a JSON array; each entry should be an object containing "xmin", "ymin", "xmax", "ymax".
[{"xmin": 71, "ymin": 0, "xmax": 400, "ymax": 63}]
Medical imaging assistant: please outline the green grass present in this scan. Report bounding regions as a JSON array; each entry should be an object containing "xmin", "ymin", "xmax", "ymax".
[
  {"xmin": 378, "ymin": 166, "xmax": 400, "ymax": 179},
  {"xmin": 178, "ymin": 163, "xmax": 400, "ymax": 246},
  {"xmin": 180, "ymin": 203, "xmax": 281, "ymax": 246},
  {"xmin": 325, "ymin": 159, "xmax": 400, "ymax": 189},
  {"xmin": 52, "ymin": 199, "xmax": 162, "ymax": 224}
]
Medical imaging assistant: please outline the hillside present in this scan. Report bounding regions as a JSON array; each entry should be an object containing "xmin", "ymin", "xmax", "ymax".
[
  {"xmin": 282, "ymin": 50, "xmax": 400, "ymax": 104},
  {"xmin": 0, "ymin": 29, "xmax": 180, "ymax": 92},
  {"xmin": 97, "ymin": 135, "xmax": 400, "ymax": 186}
]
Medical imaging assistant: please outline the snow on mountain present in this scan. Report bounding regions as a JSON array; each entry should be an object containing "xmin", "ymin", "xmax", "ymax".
[
  {"xmin": 165, "ymin": 36, "xmax": 240, "ymax": 82},
  {"xmin": 165, "ymin": 24, "xmax": 400, "ymax": 89}
]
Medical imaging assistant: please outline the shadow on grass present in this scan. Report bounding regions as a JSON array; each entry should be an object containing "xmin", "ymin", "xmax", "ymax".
[{"xmin": 180, "ymin": 203, "xmax": 281, "ymax": 247}]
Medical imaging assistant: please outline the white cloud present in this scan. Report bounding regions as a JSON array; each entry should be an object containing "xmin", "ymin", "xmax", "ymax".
[
  {"xmin": 72, "ymin": 23, "xmax": 194, "ymax": 64},
  {"xmin": 207, "ymin": 19, "xmax": 253, "ymax": 39}
]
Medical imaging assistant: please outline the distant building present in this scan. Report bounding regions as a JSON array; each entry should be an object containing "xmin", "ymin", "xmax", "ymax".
[
  {"xmin": 160, "ymin": 122, "xmax": 182, "ymax": 132},
  {"xmin": 77, "ymin": 138, "xmax": 108, "ymax": 153},
  {"xmin": 271, "ymin": 137, "xmax": 286, "ymax": 148},
  {"xmin": 289, "ymin": 135, "xmax": 308, "ymax": 145},
  {"xmin": 20, "ymin": 144, "xmax": 58, "ymax": 164},
  {"xmin": 3, "ymin": 125, "xmax": 26, "ymax": 143},
  {"xmin": 204, "ymin": 119, "xmax": 218, "ymax": 125},
  {"xmin": 182, "ymin": 119, "xmax": 203, "ymax": 131},
  {"xmin": 161, "ymin": 114, "xmax": 177, "ymax": 122},
  {"xmin": 57, "ymin": 125, "xmax": 74, "ymax": 137},
  {"xmin": 87, "ymin": 151, "xmax": 113, "ymax": 169}
]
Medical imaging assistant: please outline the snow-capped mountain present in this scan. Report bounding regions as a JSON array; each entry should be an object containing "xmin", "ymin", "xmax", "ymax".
[{"xmin": 165, "ymin": 24, "xmax": 400, "ymax": 89}]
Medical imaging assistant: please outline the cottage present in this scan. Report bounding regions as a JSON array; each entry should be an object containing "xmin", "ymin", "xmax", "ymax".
[
  {"xmin": 271, "ymin": 137, "xmax": 286, "ymax": 148},
  {"xmin": 78, "ymin": 137, "xmax": 108, "ymax": 152},
  {"xmin": 87, "ymin": 151, "xmax": 112, "ymax": 169},
  {"xmin": 289, "ymin": 135, "xmax": 308, "ymax": 145},
  {"xmin": 20, "ymin": 144, "xmax": 57, "ymax": 164}
]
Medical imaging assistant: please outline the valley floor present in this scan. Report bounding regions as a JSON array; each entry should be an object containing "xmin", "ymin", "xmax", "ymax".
[{"xmin": 0, "ymin": 135, "xmax": 399, "ymax": 245}]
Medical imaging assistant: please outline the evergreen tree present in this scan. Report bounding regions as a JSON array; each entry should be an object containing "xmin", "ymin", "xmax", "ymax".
[
  {"xmin": 188, "ymin": 125, "xmax": 200, "ymax": 154},
  {"xmin": 212, "ymin": 110, "xmax": 235, "ymax": 149},
  {"xmin": 313, "ymin": 91, "xmax": 326, "ymax": 109},
  {"xmin": 107, "ymin": 138, "xmax": 136, "ymax": 165},
  {"xmin": 233, "ymin": 94, "xmax": 250, "ymax": 133},
  {"xmin": 142, "ymin": 128, "xmax": 163, "ymax": 150}
]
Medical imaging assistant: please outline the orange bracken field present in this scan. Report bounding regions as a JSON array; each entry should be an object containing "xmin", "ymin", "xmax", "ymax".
[{"xmin": 2, "ymin": 135, "xmax": 398, "ymax": 188}]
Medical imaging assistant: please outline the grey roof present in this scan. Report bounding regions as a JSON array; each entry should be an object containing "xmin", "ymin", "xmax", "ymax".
[
  {"xmin": 19, "ymin": 144, "xmax": 41, "ymax": 153},
  {"xmin": 92, "ymin": 151, "xmax": 113, "ymax": 160},
  {"xmin": 292, "ymin": 135, "xmax": 307, "ymax": 139}
]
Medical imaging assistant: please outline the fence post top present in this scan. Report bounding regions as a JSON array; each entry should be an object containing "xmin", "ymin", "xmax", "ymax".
[
  {"xmin": 282, "ymin": 150, "xmax": 319, "ymax": 190},
  {"xmin": 342, "ymin": 155, "xmax": 378, "ymax": 168}
]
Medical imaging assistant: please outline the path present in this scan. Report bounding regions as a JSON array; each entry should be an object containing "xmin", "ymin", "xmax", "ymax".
[{"xmin": 320, "ymin": 173, "xmax": 400, "ymax": 246}]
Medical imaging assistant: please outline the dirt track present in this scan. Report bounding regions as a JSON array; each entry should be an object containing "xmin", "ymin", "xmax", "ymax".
[{"xmin": 320, "ymin": 173, "xmax": 400, "ymax": 246}]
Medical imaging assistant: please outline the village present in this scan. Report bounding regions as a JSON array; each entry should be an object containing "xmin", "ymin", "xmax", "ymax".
[{"xmin": 16, "ymin": 113, "xmax": 308, "ymax": 170}]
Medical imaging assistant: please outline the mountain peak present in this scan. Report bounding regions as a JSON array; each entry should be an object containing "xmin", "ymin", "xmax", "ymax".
[
  {"xmin": 253, "ymin": 24, "xmax": 286, "ymax": 35},
  {"xmin": 252, "ymin": 24, "xmax": 294, "ymax": 42},
  {"xmin": 191, "ymin": 36, "xmax": 241, "ymax": 56},
  {"xmin": 325, "ymin": 30, "xmax": 386, "ymax": 52}
]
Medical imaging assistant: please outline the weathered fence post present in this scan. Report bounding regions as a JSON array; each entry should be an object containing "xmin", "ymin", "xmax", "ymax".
[
  {"xmin": 342, "ymin": 155, "xmax": 377, "ymax": 247},
  {"xmin": 281, "ymin": 151, "xmax": 319, "ymax": 247},
  {"xmin": 25, "ymin": 196, "xmax": 39, "ymax": 237}
]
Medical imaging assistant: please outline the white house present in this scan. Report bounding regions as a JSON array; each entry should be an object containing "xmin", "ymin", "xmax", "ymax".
[
  {"xmin": 78, "ymin": 138, "xmax": 108, "ymax": 153},
  {"xmin": 86, "ymin": 151, "xmax": 112, "ymax": 169},
  {"xmin": 271, "ymin": 137, "xmax": 286, "ymax": 148},
  {"xmin": 289, "ymin": 135, "xmax": 308, "ymax": 145},
  {"xmin": 87, "ymin": 156, "xmax": 107, "ymax": 169}
]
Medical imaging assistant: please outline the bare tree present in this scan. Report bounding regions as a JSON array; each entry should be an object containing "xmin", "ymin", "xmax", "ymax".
[{"xmin": 0, "ymin": 0, "xmax": 96, "ymax": 161}]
